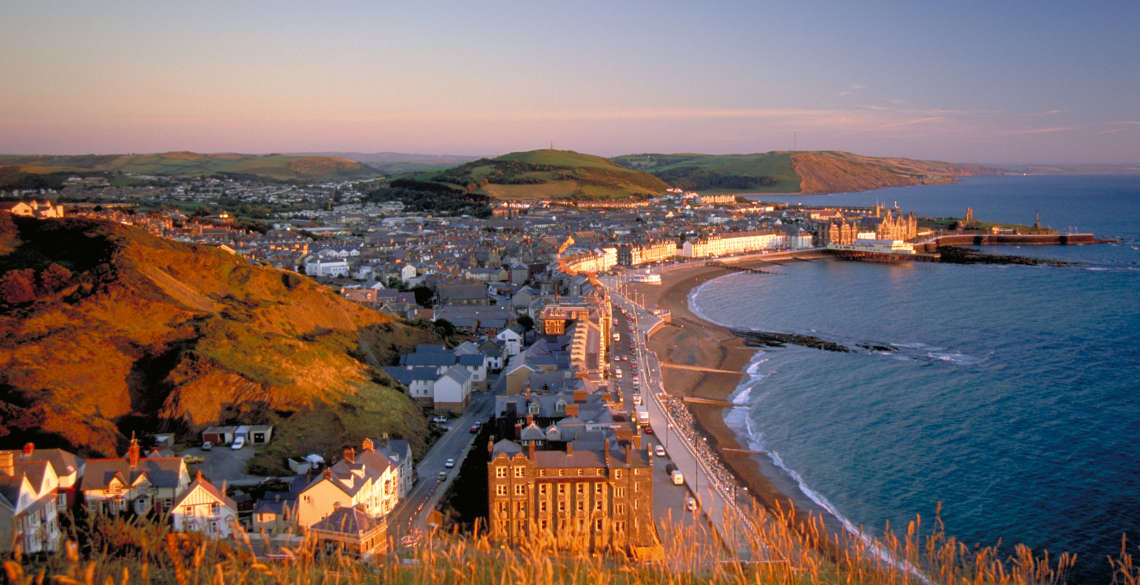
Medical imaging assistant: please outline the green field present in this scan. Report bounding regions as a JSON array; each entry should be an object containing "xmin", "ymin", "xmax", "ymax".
[
  {"xmin": 0, "ymin": 151, "xmax": 380, "ymax": 182},
  {"xmin": 416, "ymin": 149, "xmax": 669, "ymax": 200},
  {"xmin": 611, "ymin": 152, "xmax": 801, "ymax": 193}
]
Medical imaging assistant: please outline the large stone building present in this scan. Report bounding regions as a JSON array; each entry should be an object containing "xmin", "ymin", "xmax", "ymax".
[
  {"xmin": 681, "ymin": 230, "xmax": 786, "ymax": 258},
  {"xmin": 875, "ymin": 209, "xmax": 918, "ymax": 241},
  {"xmin": 486, "ymin": 435, "xmax": 661, "ymax": 558},
  {"xmin": 616, "ymin": 241, "xmax": 678, "ymax": 266}
]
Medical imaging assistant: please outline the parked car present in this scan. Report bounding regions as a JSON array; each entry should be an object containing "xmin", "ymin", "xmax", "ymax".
[
  {"xmin": 644, "ymin": 426, "xmax": 654, "ymax": 435},
  {"xmin": 686, "ymin": 496, "xmax": 698, "ymax": 511},
  {"xmin": 671, "ymin": 469, "xmax": 684, "ymax": 485},
  {"xmin": 437, "ymin": 470, "xmax": 447, "ymax": 481},
  {"xmin": 230, "ymin": 436, "xmax": 245, "ymax": 450},
  {"xmin": 445, "ymin": 458, "xmax": 455, "ymax": 468},
  {"xmin": 469, "ymin": 424, "xmax": 481, "ymax": 434},
  {"xmin": 183, "ymin": 455, "xmax": 204, "ymax": 464},
  {"xmin": 201, "ymin": 441, "xmax": 213, "ymax": 451},
  {"xmin": 654, "ymin": 444, "xmax": 665, "ymax": 457},
  {"xmin": 431, "ymin": 415, "xmax": 448, "ymax": 424}
]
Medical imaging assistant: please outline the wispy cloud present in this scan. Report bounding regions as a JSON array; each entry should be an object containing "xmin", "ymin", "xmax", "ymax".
[
  {"xmin": 996, "ymin": 126, "xmax": 1074, "ymax": 136},
  {"xmin": 838, "ymin": 83, "xmax": 867, "ymax": 97}
]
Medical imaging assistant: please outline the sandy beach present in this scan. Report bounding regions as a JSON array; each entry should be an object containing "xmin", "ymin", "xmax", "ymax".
[{"xmin": 631, "ymin": 253, "xmax": 827, "ymax": 515}]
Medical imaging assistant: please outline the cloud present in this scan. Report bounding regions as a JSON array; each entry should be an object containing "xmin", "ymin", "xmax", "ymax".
[
  {"xmin": 837, "ymin": 83, "xmax": 867, "ymax": 97},
  {"xmin": 996, "ymin": 126, "xmax": 1074, "ymax": 136}
]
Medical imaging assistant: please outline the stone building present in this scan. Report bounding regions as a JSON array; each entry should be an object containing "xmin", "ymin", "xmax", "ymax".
[{"xmin": 486, "ymin": 435, "xmax": 661, "ymax": 558}]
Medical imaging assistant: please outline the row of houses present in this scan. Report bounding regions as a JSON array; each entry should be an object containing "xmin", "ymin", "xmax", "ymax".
[{"xmin": 1, "ymin": 435, "xmax": 413, "ymax": 556}]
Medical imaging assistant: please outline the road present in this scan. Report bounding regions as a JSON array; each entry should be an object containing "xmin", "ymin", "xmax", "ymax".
[
  {"xmin": 605, "ymin": 274, "xmax": 762, "ymax": 561},
  {"xmin": 387, "ymin": 390, "xmax": 495, "ymax": 546}
]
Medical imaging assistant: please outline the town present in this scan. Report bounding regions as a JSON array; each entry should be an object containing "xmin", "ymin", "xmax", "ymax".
[{"xmin": 0, "ymin": 179, "xmax": 1049, "ymax": 560}]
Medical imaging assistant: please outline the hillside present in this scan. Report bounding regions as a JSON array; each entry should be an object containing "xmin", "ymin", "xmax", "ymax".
[
  {"xmin": 296, "ymin": 152, "xmax": 481, "ymax": 175},
  {"xmin": 421, "ymin": 149, "xmax": 669, "ymax": 200},
  {"xmin": 0, "ymin": 151, "xmax": 380, "ymax": 183},
  {"xmin": 613, "ymin": 151, "xmax": 999, "ymax": 194},
  {"xmin": 0, "ymin": 214, "xmax": 432, "ymax": 469}
]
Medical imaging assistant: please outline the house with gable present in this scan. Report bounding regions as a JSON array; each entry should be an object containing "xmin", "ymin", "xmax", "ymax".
[
  {"xmin": 81, "ymin": 437, "xmax": 190, "ymax": 517},
  {"xmin": 434, "ymin": 365, "xmax": 472, "ymax": 412},
  {"xmin": 171, "ymin": 471, "xmax": 238, "ymax": 538},
  {"xmin": 296, "ymin": 440, "xmax": 399, "ymax": 530},
  {"xmin": 496, "ymin": 328, "xmax": 523, "ymax": 356},
  {"xmin": 0, "ymin": 451, "xmax": 62, "ymax": 554},
  {"xmin": 307, "ymin": 505, "xmax": 388, "ymax": 556},
  {"xmin": 378, "ymin": 439, "xmax": 414, "ymax": 499},
  {"xmin": 3, "ymin": 443, "xmax": 82, "ymax": 511}
]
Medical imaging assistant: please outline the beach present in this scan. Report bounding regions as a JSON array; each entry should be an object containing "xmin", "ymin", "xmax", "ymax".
[{"xmin": 631, "ymin": 252, "xmax": 827, "ymax": 515}]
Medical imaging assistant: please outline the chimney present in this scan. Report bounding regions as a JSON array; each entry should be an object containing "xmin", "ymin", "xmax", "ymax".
[
  {"xmin": 195, "ymin": 469, "xmax": 203, "ymax": 482},
  {"xmin": 528, "ymin": 441, "xmax": 535, "ymax": 460},
  {"xmin": 127, "ymin": 435, "xmax": 140, "ymax": 467},
  {"xmin": 344, "ymin": 447, "xmax": 356, "ymax": 464},
  {"xmin": 323, "ymin": 468, "xmax": 332, "ymax": 480},
  {"xmin": 23, "ymin": 442, "xmax": 34, "ymax": 457},
  {"xmin": 362, "ymin": 438, "xmax": 374, "ymax": 452},
  {"xmin": 488, "ymin": 437, "xmax": 495, "ymax": 455},
  {"xmin": 626, "ymin": 442, "xmax": 633, "ymax": 465},
  {"xmin": 0, "ymin": 452, "xmax": 13, "ymax": 476},
  {"xmin": 566, "ymin": 442, "xmax": 573, "ymax": 456},
  {"xmin": 603, "ymin": 438, "xmax": 611, "ymax": 467}
]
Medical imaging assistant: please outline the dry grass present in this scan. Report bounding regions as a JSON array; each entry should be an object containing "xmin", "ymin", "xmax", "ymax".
[{"xmin": 7, "ymin": 499, "xmax": 1129, "ymax": 585}]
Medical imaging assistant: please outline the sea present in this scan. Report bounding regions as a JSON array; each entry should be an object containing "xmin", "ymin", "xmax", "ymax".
[{"xmin": 688, "ymin": 175, "xmax": 1140, "ymax": 583}]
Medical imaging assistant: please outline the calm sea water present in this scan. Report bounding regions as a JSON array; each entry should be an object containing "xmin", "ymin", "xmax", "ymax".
[{"xmin": 693, "ymin": 176, "xmax": 1140, "ymax": 582}]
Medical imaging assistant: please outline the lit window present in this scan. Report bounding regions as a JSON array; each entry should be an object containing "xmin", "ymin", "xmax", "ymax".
[
  {"xmin": 594, "ymin": 519, "xmax": 603, "ymax": 531},
  {"xmin": 495, "ymin": 467, "xmax": 507, "ymax": 478},
  {"xmin": 496, "ymin": 485, "xmax": 507, "ymax": 497},
  {"xmin": 514, "ymin": 484, "xmax": 525, "ymax": 496},
  {"xmin": 615, "ymin": 470, "xmax": 623, "ymax": 480},
  {"xmin": 514, "ymin": 467, "xmax": 525, "ymax": 478}
]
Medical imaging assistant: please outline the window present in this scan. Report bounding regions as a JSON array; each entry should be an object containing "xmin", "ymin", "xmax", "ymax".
[
  {"xmin": 616, "ymin": 503, "xmax": 625, "ymax": 515},
  {"xmin": 496, "ymin": 485, "xmax": 507, "ymax": 497},
  {"xmin": 514, "ymin": 484, "xmax": 525, "ymax": 496},
  {"xmin": 557, "ymin": 501, "xmax": 566, "ymax": 513},
  {"xmin": 539, "ymin": 519, "xmax": 548, "ymax": 530},
  {"xmin": 594, "ymin": 519, "xmax": 604, "ymax": 532},
  {"xmin": 615, "ymin": 521, "xmax": 626, "ymax": 533},
  {"xmin": 557, "ymin": 484, "xmax": 567, "ymax": 496},
  {"xmin": 539, "ymin": 501, "xmax": 547, "ymax": 513},
  {"xmin": 497, "ymin": 502, "xmax": 508, "ymax": 515},
  {"xmin": 615, "ymin": 470, "xmax": 623, "ymax": 480},
  {"xmin": 514, "ymin": 467, "xmax": 525, "ymax": 478},
  {"xmin": 496, "ymin": 467, "xmax": 507, "ymax": 478},
  {"xmin": 594, "ymin": 483, "xmax": 603, "ymax": 495},
  {"xmin": 594, "ymin": 499, "xmax": 603, "ymax": 511},
  {"xmin": 615, "ymin": 487, "xmax": 626, "ymax": 498},
  {"xmin": 575, "ymin": 484, "xmax": 584, "ymax": 496},
  {"xmin": 576, "ymin": 500, "xmax": 584, "ymax": 513},
  {"xmin": 539, "ymin": 484, "xmax": 548, "ymax": 496},
  {"xmin": 516, "ymin": 502, "xmax": 526, "ymax": 514}
]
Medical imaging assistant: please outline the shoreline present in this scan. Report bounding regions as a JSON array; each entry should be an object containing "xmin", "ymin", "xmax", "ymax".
[{"xmin": 634, "ymin": 254, "xmax": 823, "ymax": 517}]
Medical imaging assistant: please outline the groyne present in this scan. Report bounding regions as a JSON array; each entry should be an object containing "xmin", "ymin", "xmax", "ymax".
[{"xmin": 914, "ymin": 232, "xmax": 1099, "ymax": 253}]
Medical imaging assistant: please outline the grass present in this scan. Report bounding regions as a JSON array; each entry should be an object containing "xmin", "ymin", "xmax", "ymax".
[
  {"xmin": 0, "ymin": 153, "xmax": 380, "ymax": 182},
  {"xmin": 611, "ymin": 153, "xmax": 801, "ymax": 193},
  {"xmin": 9, "ymin": 500, "xmax": 1129, "ymax": 585}
]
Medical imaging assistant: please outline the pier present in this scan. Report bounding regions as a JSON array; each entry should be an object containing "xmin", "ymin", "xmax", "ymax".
[{"xmin": 661, "ymin": 362, "xmax": 747, "ymax": 376}]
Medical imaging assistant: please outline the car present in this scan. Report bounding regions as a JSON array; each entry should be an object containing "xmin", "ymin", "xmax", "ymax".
[
  {"xmin": 686, "ymin": 496, "xmax": 698, "ymax": 511},
  {"xmin": 183, "ymin": 455, "xmax": 204, "ymax": 464},
  {"xmin": 437, "ymin": 470, "xmax": 447, "ymax": 481},
  {"xmin": 444, "ymin": 458, "xmax": 455, "ymax": 468},
  {"xmin": 431, "ymin": 415, "xmax": 448, "ymax": 424},
  {"xmin": 230, "ymin": 436, "xmax": 245, "ymax": 450},
  {"xmin": 632, "ymin": 393, "xmax": 641, "ymax": 405},
  {"xmin": 469, "ymin": 424, "xmax": 481, "ymax": 434},
  {"xmin": 200, "ymin": 441, "xmax": 213, "ymax": 451},
  {"xmin": 643, "ymin": 426, "xmax": 654, "ymax": 435},
  {"xmin": 654, "ymin": 445, "xmax": 666, "ymax": 457},
  {"xmin": 671, "ymin": 469, "xmax": 684, "ymax": 485}
]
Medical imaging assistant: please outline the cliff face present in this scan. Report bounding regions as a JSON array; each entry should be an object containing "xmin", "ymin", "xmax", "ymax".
[
  {"xmin": 791, "ymin": 151, "xmax": 999, "ymax": 194},
  {"xmin": 0, "ymin": 215, "xmax": 430, "ymax": 462}
]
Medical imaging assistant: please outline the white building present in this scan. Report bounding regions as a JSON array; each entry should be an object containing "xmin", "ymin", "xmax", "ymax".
[
  {"xmin": 496, "ymin": 328, "xmax": 522, "ymax": 356},
  {"xmin": 171, "ymin": 472, "xmax": 238, "ymax": 538},
  {"xmin": 304, "ymin": 258, "xmax": 350, "ymax": 278},
  {"xmin": 0, "ymin": 452, "xmax": 61, "ymax": 554},
  {"xmin": 296, "ymin": 440, "xmax": 399, "ymax": 530},
  {"xmin": 681, "ymin": 231, "xmax": 787, "ymax": 258},
  {"xmin": 433, "ymin": 365, "xmax": 472, "ymax": 412}
]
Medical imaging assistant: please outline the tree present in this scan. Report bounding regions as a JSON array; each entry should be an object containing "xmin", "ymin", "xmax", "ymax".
[
  {"xmin": 517, "ymin": 315, "xmax": 534, "ymax": 332},
  {"xmin": 432, "ymin": 319, "xmax": 456, "ymax": 339},
  {"xmin": 0, "ymin": 269, "xmax": 36, "ymax": 306},
  {"xmin": 412, "ymin": 284, "xmax": 435, "ymax": 308}
]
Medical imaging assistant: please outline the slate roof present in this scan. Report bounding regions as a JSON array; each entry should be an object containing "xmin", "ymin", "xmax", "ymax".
[
  {"xmin": 81, "ymin": 455, "xmax": 186, "ymax": 491},
  {"xmin": 310, "ymin": 506, "xmax": 379, "ymax": 534}
]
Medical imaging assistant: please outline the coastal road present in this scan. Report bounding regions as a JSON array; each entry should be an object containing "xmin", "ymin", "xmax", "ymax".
[
  {"xmin": 387, "ymin": 391, "xmax": 495, "ymax": 547},
  {"xmin": 606, "ymin": 275, "xmax": 760, "ymax": 560}
]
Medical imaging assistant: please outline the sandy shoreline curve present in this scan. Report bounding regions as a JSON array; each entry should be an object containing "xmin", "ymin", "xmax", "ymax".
[{"xmin": 631, "ymin": 252, "xmax": 828, "ymax": 515}]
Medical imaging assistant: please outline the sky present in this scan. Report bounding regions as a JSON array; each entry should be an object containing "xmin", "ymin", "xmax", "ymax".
[{"xmin": 2, "ymin": 0, "xmax": 1139, "ymax": 164}]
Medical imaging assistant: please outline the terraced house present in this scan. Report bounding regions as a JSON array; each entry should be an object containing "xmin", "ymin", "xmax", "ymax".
[
  {"xmin": 486, "ymin": 435, "xmax": 661, "ymax": 559},
  {"xmin": 296, "ymin": 439, "xmax": 399, "ymax": 530},
  {"xmin": 0, "ymin": 451, "xmax": 61, "ymax": 554},
  {"xmin": 80, "ymin": 437, "xmax": 190, "ymax": 516}
]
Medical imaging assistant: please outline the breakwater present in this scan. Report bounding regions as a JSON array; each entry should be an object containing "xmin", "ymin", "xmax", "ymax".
[{"xmin": 914, "ymin": 232, "xmax": 1098, "ymax": 253}]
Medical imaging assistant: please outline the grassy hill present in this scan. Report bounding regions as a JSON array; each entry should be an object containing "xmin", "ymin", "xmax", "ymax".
[
  {"xmin": 613, "ymin": 151, "xmax": 999, "ymax": 194},
  {"xmin": 612, "ymin": 152, "xmax": 801, "ymax": 193},
  {"xmin": 0, "ymin": 151, "xmax": 380, "ymax": 182},
  {"xmin": 420, "ymin": 149, "xmax": 669, "ymax": 200},
  {"xmin": 0, "ymin": 214, "xmax": 433, "ymax": 470}
]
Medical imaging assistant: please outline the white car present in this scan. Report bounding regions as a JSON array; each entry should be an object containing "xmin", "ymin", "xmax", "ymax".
[
  {"xmin": 230, "ymin": 436, "xmax": 245, "ymax": 450},
  {"xmin": 671, "ymin": 469, "xmax": 684, "ymax": 485},
  {"xmin": 444, "ymin": 458, "xmax": 455, "ymax": 468},
  {"xmin": 654, "ymin": 444, "xmax": 665, "ymax": 457},
  {"xmin": 686, "ymin": 496, "xmax": 698, "ymax": 511}
]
